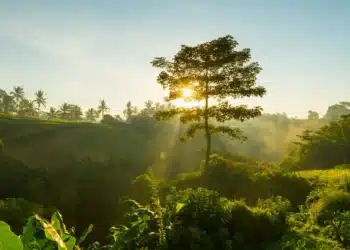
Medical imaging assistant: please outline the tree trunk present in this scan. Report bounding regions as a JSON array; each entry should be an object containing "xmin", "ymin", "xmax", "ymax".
[{"xmin": 204, "ymin": 80, "xmax": 211, "ymax": 168}]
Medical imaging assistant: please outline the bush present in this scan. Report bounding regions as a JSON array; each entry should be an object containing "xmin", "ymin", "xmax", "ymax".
[
  {"xmin": 165, "ymin": 188, "xmax": 288, "ymax": 250},
  {"xmin": 130, "ymin": 171, "xmax": 158, "ymax": 205},
  {"xmin": 312, "ymin": 191, "xmax": 350, "ymax": 247},
  {"xmin": 253, "ymin": 172, "xmax": 312, "ymax": 208},
  {"xmin": 171, "ymin": 155, "xmax": 312, "ymax": 209}
]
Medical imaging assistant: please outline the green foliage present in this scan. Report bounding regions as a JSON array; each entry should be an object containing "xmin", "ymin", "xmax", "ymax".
[
  {"xmin": 34, "ymin": 90, "xmax": 47, "ymax": 112},
  {"xmin": 324, "ymin": 102, "xmax": 350, "ymax": 121},
  {"xmin": 98, "ymin": 100, "xmax": 109, "ymax": 118},
  {"xmin": 130, "ymin": 171, "xmax": 159, "ymax": 206},
  {"xmin": 308, "ymin": 110, "xmax": 319, "ymax": 120},
  {"xmin": 282, "ymin": 115, "xmax": 350, "ymax": 170},
  {"xmin": 0, "ymin": 221, "xmax": 23, "ymax": 250},
  {"xmin": 0, "ymin": 198, "xmax": 55, "ymax": 234},
  {"xmin": 152, "ymin": 35, "xmax": 266, "ymax": 166},
  {"xmin": 85, "ymin": 108, "xmax": 99, "ymax": 122},
  {"xmin": 0, "ymin": 90, "xmax": 16, "ymax": 114},
  {"xmin": 312, "ymin": 191, "xmax": 350, "ymax": 247},
  {"xmin": 162, "ymin": 188, "xmax": 288, "ymax": 250},
  {"xmin": 100, "ymin": 114, "xmax": 123, "ymax": 126},
  {"xmin": 0, "ymin": 211, "xmax": 92, "ymax": 250},
  {"xmin": 171, "ymin": 155, "xmax": 312, "ymax": 208}
]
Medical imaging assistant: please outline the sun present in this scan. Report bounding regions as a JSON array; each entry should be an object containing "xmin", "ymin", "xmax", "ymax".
[
  {"xmin": 171, "ymin": 87, "xmax": 202, "ymax": 108},
  {"xmin": 182, "ymin": 88, "xmax": 193, "ymax": 98}
]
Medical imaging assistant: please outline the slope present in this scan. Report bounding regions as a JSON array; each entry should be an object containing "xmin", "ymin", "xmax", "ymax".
[{"xmin": 0, "ymin": 115, "xmax": 150, "ymax": 171}]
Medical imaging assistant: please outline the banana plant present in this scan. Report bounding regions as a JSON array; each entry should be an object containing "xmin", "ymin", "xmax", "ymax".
[{"xmin": 0, "ymin": 211, "xmax": 93, "ymax": 250}]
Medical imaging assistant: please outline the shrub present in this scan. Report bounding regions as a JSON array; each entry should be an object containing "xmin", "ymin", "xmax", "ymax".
[
  {"xmin": 313, "ymin": 191, "xmax": 350, "ymax": 247},
  {"xmin": 253, "ymin": 172, "xmax": 312, "ymax": 208},
  {"xmin": 130, "ymin": 171, "xmax": 159, "ymax": 205},
  {"xmin": 171, "ymin": 155, "xmax": 312, "ymax": 209},
  {"xmin": 166, "ymin": 188, "xmax": 288, "ymax": 250}
]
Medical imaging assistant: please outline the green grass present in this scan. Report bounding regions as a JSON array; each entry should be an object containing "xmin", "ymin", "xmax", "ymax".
[{"xmin": 296, "ymin": 169, "xmax": 350, "ymax": 186}]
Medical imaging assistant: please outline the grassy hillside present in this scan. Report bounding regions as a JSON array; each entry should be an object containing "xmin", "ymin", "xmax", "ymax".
[
  {"xmin": 296, "ymin": 169, "xmax": 350, "ymax": 186},
  {"xmin": 0, "ymin": 115, "xmax": 149, "ymax": 169}
]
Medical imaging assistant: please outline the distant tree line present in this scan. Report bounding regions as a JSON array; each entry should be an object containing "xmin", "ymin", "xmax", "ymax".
[{"xmin": 0, "ymin": 86, "xmax": 171, "ymax": 123}]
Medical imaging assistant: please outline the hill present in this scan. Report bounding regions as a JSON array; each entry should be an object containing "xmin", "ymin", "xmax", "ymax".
[{"xmin": 0, "ymin": 114, "xmax": 149, "ymax": 170}]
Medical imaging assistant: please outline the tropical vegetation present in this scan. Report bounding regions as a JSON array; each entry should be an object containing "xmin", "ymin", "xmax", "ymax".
[{"xmin": 1, "ymin": 35, "xmax": 350, "ymax": 249}]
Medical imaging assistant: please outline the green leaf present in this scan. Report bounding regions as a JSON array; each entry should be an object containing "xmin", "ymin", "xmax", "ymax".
[
  {"xmin": 175, "ymin": 203, "xmax": 185, "ymax": 213},
  {"xmin": 61, "ymin": 234, "xmax": 76, "ymax": 250},
  {"xmin": 35, "ymin": 215, "xmax": 69, "ymax": 250},
  {"xmin": 76, "ymin": 224, "xmax": 93, "ymax": 246},
  {"xmin": 0, "ymin": 221, "xmax": 23, "ymax": 250},
  {"xmin": 51, "ymin": 211, "xmax": 68, "ymax": 234}
]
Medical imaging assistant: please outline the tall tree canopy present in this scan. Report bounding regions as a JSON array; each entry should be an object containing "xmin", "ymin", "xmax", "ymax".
[
  {"xmin": 10, "ymin": 86, "xmax": 25, "ymax": 112},
  {"xmin": 85, "ymin": 108, "xmax": 98, "ymax": 121},
  {"xmin": 123, "ymin": 101, "xmax": 138, "ymax": 122},
  {"xmin": 283, "ymin": 115, "xmax": 350, "ymax": 170},
  {"xmin": 35, "ymin": 90, "xmax": 47, "ymax": 111},
  {"xmin": 152, "ymin": 35, "xmax": 266, "ymax": 166},
  {"xmin": 0, "ymin": 90, "xmax": 15, "ymax": 114},
  {"xmin": 308, "ymin": 110, "xmax": 319, "ymax": 120},
  {"xmin": 324, "ymin": 102, "xmax": 350, "ymax": 121},
  {"xmin": 47, "ymin": 107, "xmax": 57, "ymax": 119},
  {"xmin": 98, "ymin": 99, "xmax": 109, "ymax": 118}
]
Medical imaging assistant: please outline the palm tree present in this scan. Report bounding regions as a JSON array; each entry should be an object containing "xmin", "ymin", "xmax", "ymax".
[
  {"xmin": 0, "ymin": 93, "xmax": 15, "ymax": 114},
  {"xmin": 47, "ymin": 107, "xmax": 57, "ymax": 119},
  {"xmin": 10, "ymin": 86, "xmax": 25, "ymax": 111},
  {"xmin": 35, "ymin": 90, "xmax": 47, "ymax": 113},
  {"xmin": 123, "ymin": 101, "xmax": 137, "ymax": 122},
  {"xmin": 25, "ymin": 100, "xmax": 36, "ymax": 117},
  {"xmin": 70, "ymin": 104, "xmax": 83, "ymax": 120},
  {"xmin": 85, "ymin": 108, "xmax": 97, "ymax": 121},
  {"xmin": 98, "ymin": 99, "xmax": 109, "ymax": 117},
  {"xmin": 18, "ymin": 98, "xmax": 31, "ymax": 116},
  {"xmin": 59, "ymin": 103, "xmax": 70, "ymax": 120}
]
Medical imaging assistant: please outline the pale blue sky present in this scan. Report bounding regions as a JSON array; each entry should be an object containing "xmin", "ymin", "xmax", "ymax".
[{"xmin": 0, "ymin": 0, "xmax": 349, "ymax": 117}]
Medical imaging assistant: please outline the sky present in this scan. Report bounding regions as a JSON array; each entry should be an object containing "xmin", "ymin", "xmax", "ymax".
[{"xmin": 0, "ymin": 0, "xmax": 349, "ymax": 117}]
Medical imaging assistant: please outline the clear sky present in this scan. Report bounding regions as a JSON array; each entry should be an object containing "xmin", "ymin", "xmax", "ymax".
[{"xmin": 0, "ymin": 0, "xmax": 349, "ymax": 117}]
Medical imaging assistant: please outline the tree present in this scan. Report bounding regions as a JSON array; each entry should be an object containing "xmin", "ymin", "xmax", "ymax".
[
  {"xmin": 35, "ymin": 90, "xmax": 47, "ymax": 112},
  {"xmin": 308, "ymin": 110, "xmax": 319, "ymax": 120},
  {"xmin": 123, "ymin": 101, "xmax": 138, "ymax": 122},
  {"xmin": 151, "ymin": 35, "xmax": 266, "ymax": 167},
  {"xmin": 98, "ymin": 99, "xmax": 109, "ymax": 117},
  {"xmin": 85, "ymin": 108, "xmax": 97, "ymax": 121},
  {"xmin": 70, "ymin": 104, "xmax": 83, "ymax": 120},
  {"xmin": 0, "ymin": 89, "xmax": 6, "ymax": 100},
  {"xmin": 0, "ymin": 90, "xmax": 15, "ymax": 114},
  {"xmin": 10, "ymin": 86, "xmax": 24, "ymax": 112},
  {"xmin": 286, "ymin": 116, "xmax": 350, "ymax": 170},
  {"xmin": 47, "ymin": 107, "xmax": 57, "ymax": 119},
  {"xmin": 324, "ymin": 102, "xmax": 350, "ymax": 121},
  {"xmin": 59, "ymin": 103, "xmax": 70, "ymax": 120},
  {"xmin": 140, "ymin": 100, "xmax": 157, "ymax": 117},
  {"xmin": 18, "ymin": 99, "xmax": 36, "ymax": 117}
]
